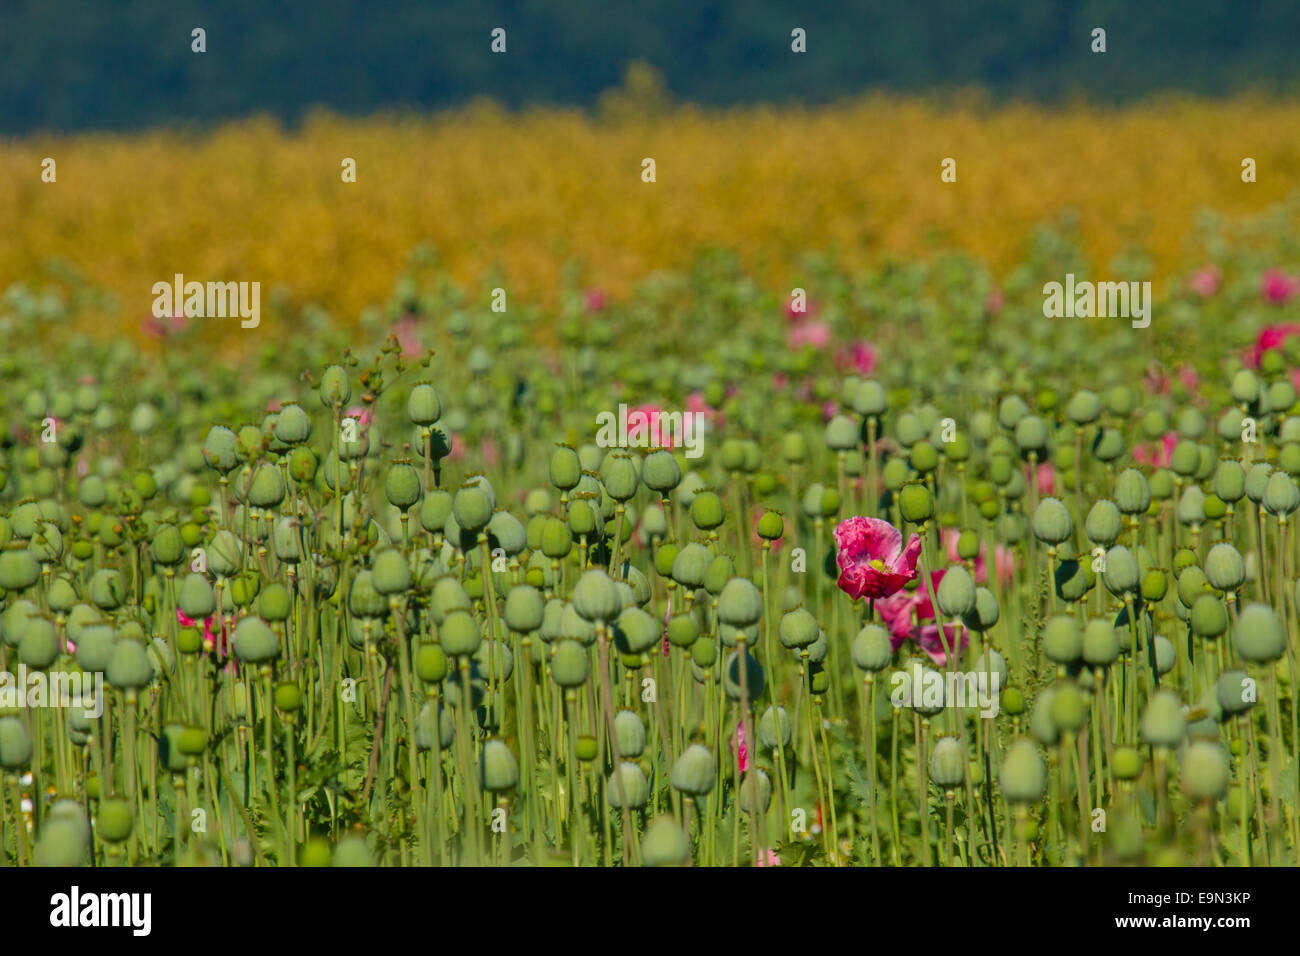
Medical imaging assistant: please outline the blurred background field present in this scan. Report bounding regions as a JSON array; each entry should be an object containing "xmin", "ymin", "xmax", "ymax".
[{"xmin": 3, "ymin": 88, "xmax": 1300, "ymax": 344}]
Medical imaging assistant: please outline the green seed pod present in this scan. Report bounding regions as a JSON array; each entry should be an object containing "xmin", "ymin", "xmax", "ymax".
[
  {"xmin": 1141, "ymin": 568, "xmax": 1168, "ymax": 602},
  {"xmin": 1066, "ymin": 390, "xmax": 1101, "ymax": 424},
  {"xmin": 1049, "ymin": 683, "xmax": 1087, "ymax": 732},
  {"xmin": 928, "ymin": 736, "xmax": 966, "ymax": 788},
  {"xmin": 703, "ymin": 555, "xmax": 735, "ymax": 596},
  {"xmin": 1176, "ymin": 565, "xmax": 1208, "ymax": 609},
  {"xmin": 29, "ymin": 521, "xmax": 63, "ymax": 563},
  {"xmin": 607, "ymin": 762, "xmax": 650, "ymax": 808},
  {"xmin": 738, "ymin": 769, "xmax": 774, "ymax": 814},
  {"xmin": 1230, "ymin": 368, "xmax": 1259, "ymax": 405},
  {"xmin": 1112, "ymin": 746, "xmax": 1142, "ymax": 780},
  {"xmin": 691, "ymin": 637, "xmax": 717, "ymax": 668},
  {"xmin": 615, "ymin": 710, "xmax": 647, "ymax": 758},
  {"xmin": 1212, "ymin": 460, "xmax": 1246, "ymax": 503},
  {"xmin": 416, "ymin": 642, "xmax": 449, "ymax": 683},
  {"xmin": 667, "ymin": 611, "xmax": 699, "ymax": 647},
  {"xmin": 1092, "ymin": 428, "xmax": 1126, "ymax": 463},
  {"xmin": 371, "ymin": 549, "xmax": 412, "ymax": 595},
  {"xmin": 415, "ymin": 700, "xmax": 456, "ymax": 751},
  {"xmin": 722, "ymin": 649, "xmax": 765, "ymax": 702},
  {"xmin": 825, "ymin": 414, "xmax": 859, "ymax": 451},
  {"xmin": 1030, "ymin": 686, "xmax": 1060, "ymax": 744},
  {"xmin": 1180, "ymin": 741, "xmax": 1230, "ymax": 801},
  {"xmin": 999, "ymin": 739, "xmax": 1046, "ymax": 803},
  {"xmin": 963, "ymin": 587, "xmax": 1001, "ymax": 632},
  {"xmin": 613, "ymin": 606, "xmax": 660, "ymax": 655},
  {"xmin": 452, "ymin": 485, "xmax": 492, "ymax": 534},
  {"xmin": 1112, "ymin": 469, "xmax": 1150, "ymax": 517},
  {"xmin": 348, "ymin": 570, "xmax": 388, "ymax": 618},
  {"xmin": 439, "ymin": 610, "xmax": 482, "ymax": 657},
  {"xmin": 639, "ymin": 447, "xmax": 683, "ymax": 495},
  {"xmin": 549, "ymin": 445, "xmax": 582, "ymax": 491},
  {"xmin": 271, "ymin": 681, "xmax": 301, "ymax": 713},
  {"xmin": 233, "ymin": 617, "xmax": 279, "ymax": 663},
  {"xmin": 256, "ymin": 582, "xmax": 291, "ymax": 622},
  {"xmin": 107, "ymin": 639, "xmax": 155, "ymax": 690},
  {"xmin": 689, "ymin": 491, "xmax": 724, "ymax": 531},
  {"xmin": 1102, "ymin": 545, "xmax": 1140, "ymax": 596},
  {"xmin": 1232, "ymin": 602, "xmax": 1285, "ymax": 662},
  {"xmin": 407, "ymin": 383, "xmax": 442, "ymax": 427},
  {"xmin": 757, "ymin": 705, "xmax": 793, "ymax": 751},
  {"xmin": 671, "ymin": 744, "xmax": 716, "ymax": 796},
  {"xmin": 88, "ymin": 568, "xmax": 126, "ymax": 609},
  {"xmin": 1001, "ymin": 687, "xmax": 1025, "ymax": 716},
  {"xmin": 1139, "ymin": 690, "xmax": 1186, "ymax": 748},
  {"xmin": 1153, "ymin": 635, "xmax": 1175, "ymax": 675},
  {"xmin": 852, "ymin": 381, "xmax": 887, "ymax": 418},
  {"xmin": 898, "ymin": 483, "xmax": 934, "ymax": 523},
  {"xmin": 717, "ymin": 577, "xmax": 763, "ymax": 627},
  {"xmin": 503, "ymin": 585, "xmax": 545, "ymax": 633},
  {"xmin": 419, "ymin": 490, "xmax": 452, "ymax": 534},
  {"xmin": 175, "ymin": 572, "xmax": 214, "ymax": 621},
  {"xmin": 0, "ymin": 716, "xmax": 34, "ymax": 768},
  {"xmin": 96, "ymin": 798, "xmax": 134, "ymax": 844},
  {"xmin": 1168, "ymin": 440, "xmax": 1199, "ymax": 478},
  {"xmin": 1014, "ymin": 415, "xmax": 1048, "ymax": 453},
  {"xmin": 332, "ymin": 836, "xmax": 374, "ymax": 867},
  {"xmin": 851, "ymin": 624, "xmax": 893, "ymax": 672},
  {"xmin": 319, "ymin": 364, "xmax": 351, "ymax": 408},
  {"xmin": 0, "ymin": 548, "xmax": 40, "ymax": 591},
  {"xmin": 996, "ymin": 395, "xmax": 1028, "ymax": 430},
  {"xmin": 385, "ymin": 461, "xmax": 422, "ymax": 509},
  {"xmin": 1203, "ymin": 542, "xmax": 1245, "ymax": 592},
  {"xmin": 572, "ymin": 569, "xmax": 620, "ymax": 623},
  {"xmin": 202, "ymin": 425, "xmax": 241, "ymax": 473},
  {"xmin": 1082, "ymin": 618, "xmax": 1119, "ymax": 665},
  {"xmin": 539, "ymin": 517, "xmax": 574, "ymax": 559},
  {"xmin": 909, "ymin": 440, "xmax": 939, "ymax": 475},
  {"xmin": 17, "ymin": 617, "xmax": 58, "ymax": 669},
  {"xmin": 779, "ymin": 606, "xmax": 819, "ymax": 650},
  {"xmin": 670, "ymin": 543, "xmax": 710, "ymax": 589},
  {"xmin": 549, "ymin": 639, "xmax": 589, "ymax": 687},
  {"xmin": 601, "ymin": 453, "xmax": 640, "ymax": 502},
  {"xmin": 1043, "ymin": 615, "xmax": 1081, "ymax": 664},
  {"xmin": 641, "ymin": 816, "xmax": 691, "ymax": 867},
  {"xmin": 479, "ymin": 738, "xmax": 520, "ymax": 793},
  {"xmin": 74, "ymin": 625, "xmax": 116, "ymax": 672},
  {"xmin": 1264, "ymin": 471, "xmax": 1300, "ymax": 517},
  {"xmin": 34, "ymin": 812, "xmax": 91, "ymax": 867},
  {"xmin": 895, "ymin": 412, "xmax": 926, "ymax": 448},
  {"xmin": 1215, "ymin": 670, "xmax": 1254, "ymax": 715},
  {"xmin": 972, "ymin": 648, "xmax": 1007, "ymax": 689},
  {"xmin": 1031, "ymin": 497, "xmax": 1073, "ymax": 545},
  {"xmin": 272, "ymin": 403, "xmax": 312, "ymax": 445},
  {"xmin": 1244, "ymin": 462, "xmax": 1272, "ymax": 503},
  {"xmin": 936, "ymin": 565, "xmax": 976, "ymax": 617}
]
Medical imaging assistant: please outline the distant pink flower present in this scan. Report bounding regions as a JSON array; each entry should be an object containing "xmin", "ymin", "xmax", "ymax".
[
  {"xmin": 1142, "ymin": 363, "xmax": 1171, "ymax": 396},
  {"xmin": 833, "ymin": 516, "xmax": 922, "ymax": 601},
  {"xmin": 786, "ymin": 297, "xmax": 819, "ymax": 322},
  {"xmin": 627, "ymin": 403, "xmax": 671, "ymax": 447},
  {"xmin": 1250, "ymin": 322, "xmax": 1300, "ymax": 367},
  {"xmin": 986, "ymin": 287, "xmax": 1004, "ymax": 314},
  {"xmin": 390, "ymin": 315, "xmax": 422, "ymax": 358},
  {"xmin": 177, "ymin": 608, "xmax": 227, "ymax": 658},
  {"xmin": 1189, "ymin": 266, "xmax": 1220, "ymax": 298},
  {"xmin": 1177, "ymin": 363, "xmax": 1200, "ymax": 392},
  {"xmin": 266, "ymin": 399, "xmax": 283, "ymax": 413},
  {"xmin": 480, "ymin": 437, "xmax": 499, "ymax": 468},
  {"xmin": 685, "ymin": 391, "xmax": 720, "ymax": 426},
  {"xmin": 1025, "ymin": 462, "xmax": 1055, "ymax": 496},
  {"xmin": 731, "ymin": 720, "xmax": 750, "ymax": 773},
  {"xmin": 585, "ymin": 288, "xmax": 607, "ymax": 313},
  {"xmin": 141, "ymin": 311, "xmax": 188, "ymax": 340},
  {"xmin": 822, "ymin": 401, "xmax": 839, "ymax": 422},
  {"xmin": 788, "ymin": 321, "xmax": 831, "ymax": 350},
  {"xmin": 344, "ymin": 406, "xmax": 375, "ymax": 430},
  {"xmin": 835, "ymin": 341, "xmax": 879, "ymax": 376},
  {"xmin": 771, "ymin": 372, "xmax": 789, "ymax": 391},
  {"xmin": 1133, "ymin": 431, "xmax": 1179, "ymax": 470},
  {"xmin": 1261, "ymin": 269, "xmax": 1300, "ymax": 305}
]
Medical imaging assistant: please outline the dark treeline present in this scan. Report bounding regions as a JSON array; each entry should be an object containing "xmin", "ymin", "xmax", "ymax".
[{"xmin": 3, "ymin": 0, "xmax": 1298, "ymax": 134}]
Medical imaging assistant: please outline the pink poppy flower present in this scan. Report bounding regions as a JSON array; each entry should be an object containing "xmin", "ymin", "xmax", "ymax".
[
  {"xmin": 685, "ymin": 391, "xmax": 720, "ymax": 426},
  {"xmin": 822, "ymin": 401, "xmax": 840, "ymax": 422},
  {"xmin": 585, "ymin": 288, "xmax": 607, "ymax": 313},
  {"xmin": 1025, "ymin": 461, "xmax": 1055, "ymax": 496},
  {"xmin": 1177, "ymin": 363, "xmax": 1199, "ymax": 392},
  {"xmin": 1250, "ymin": 322, "xmax": 1300, "ymax": 368},
  {"xmin": 756, "ymin": 848, "xmax": 781, "ymax": 867},
  {"xmin": 344, "ymin": 405, "xmax": 375, "ymax": 430},
  {"xmin": 730, "ymin": 720, "xmax": 750, "ymax": 773},
  {"xmin": 786, "ymin": 297, "xmax": 819, "ymax": 322},
  {"xmin": 876, "ymin": 570, "xmax": 968, "ymax": 667},
  {"xmin": 1261, "ymin": 269, "xmax": 1300, "ymax": 305},
  {"xmin": 833, "ymin": 517, "xmax": 922, "ymax": 601},
  {"xmin": 835, "ymin": 340, "xmax": 879, "ymax": 377},
  {"xmin": 1142, "ymin": 362, "xmax": 1171, "ymax": 396},
  {"xmin": 626, "ymin": 403, "xmax": 672, "ymax": 448},
  {"xmin": 1189, "ymin": 266, "xmax": 1220, "ymax": 298},
  {"xmin": 141, "ymin": 311, "xmax": 188, "ymax": 340},
  {"xmin": 787, "ymin": 321, "xmax": 831, "ymax": 350},
  {"xmin": 771, "ymin": 372, "xmax": 789, "ymax": 391},
  {"xmin": 177, "ymin": 609, "xmax": 228, "ymax": 658},
  {"xmin": 1133, "ymin": 431, "xmax": 1179, "ymax": 470}
]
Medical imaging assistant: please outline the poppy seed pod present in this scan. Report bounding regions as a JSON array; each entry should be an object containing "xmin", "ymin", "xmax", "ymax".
[
  {"xmin": 416, "ymin": 643, "xmax": 449, "ymax": 684},
  {"xmin": 1049, "ymin": 683, "xmax": 1087, "ymax": 732},
  {"xmin": 407, "ymin": 383, "xmax": 442, "ymax": 426},
  {"xmin": 549, "ymin": 640, "xmax": 589, "ymax": 687},
  {"xmin": 1244, "ymin": 462, "xmax": 1272, "ymax": 503},
  {"xmin": 73, "ymin": 625, "xmax": 115, "ymax": 673},
  {"xmin": 1180, "ymin": 741, "xmax": 1230, "ymax": 801},
  {"xmin": 1215, "ymin": 670, "xmax": 1254, "ymax": 715},
  {"xmin": 1031, "ymin": 497, "xmax": 1073, "ymax": 545},
  {"xmin": 415, "ymin": 701, "xmax": 455, "ymax": 751},
  {"xmin": 642, "ymin": 449, "xmax": 682, "ymax": 494},
  {"xmin": 1043, "ymin": 615, "xmax": 1081, "ymax": 663},
  {"xmin": 96, "ymin": 799, "xmax": 134, "ymax": 844},
  {"xmin": 722, "ymin": 649, "xmax": 765, "ymax": 702},
  {"xmin": 852, "ymin": 381, "xmax": 887, "ymax": 418},
  {"xmin": 704, "ymin": 555, "xmax": 736, "ymax": 596},
  {"xmin": 19, "ymin": 618, "xmax": 59, "ymax": 669},
  {"xmin": 607, "ymin": 762, "xmax": 650, "ymax": 808},
  {"xmin": 691, "ymin": 491, "xmax": 725, "ymax": 531},
  {"xmin": 666, "ymin": 612, "xmax": 699, "ymax": 647},
  {"xmin": 201, "ymin": 425, "xmax": 241, "ymax": 473},
  {"xmin": 348, "ymin": 570, "xmax": 388, "ymax": 618},
  {"xmin": 149, "ymin": 523, "xmax": 185, "ymax": 567},
  {"xmin": 670, "ymin": 543, "xmax": 711, "ymax": 589},
  {"xmin": 0, "ymin": 548, "xmax": 40, "ymax": 591},
  {"xmin": 1082, "ymin": 618, "xmax": 1119, "ymax": 665},
  {"xmin": 371, "ymin": 549, "xmax": 412, "ymax": 595},
  {"xmin": 89, "ymin": 568, "xmax": 126, "ymax": 610},
  {"xmin": 273, "ymin": 403, "xmax": 312, "ymax": 445},
  {"xmin": 233, "ymin": 617, "xmax": 279, "ymax": 663},
  {"xmin": 1203, "ymin": 542, "xmax": 1245, "ymax": 592},
  {"xmin": 601, "ymin": 453, "xmax": 640, "ymax": 501},
  {"xmin": 825, "ymin": 415, "xmax": 859, "ymax": 451},
  {"xmin": 929, "ymin": 736, "xmax": 966, "ymax": 788},
  {"xmin": 539, "ymin": 517, "xmax": 573, "ymax": 559},
  {"xmin": 717, "ymin": 577, "xmax": 763, "ymax": 627},
  {"xmin": 671, "ymin": 744, "xmax": 716, "ymax": 796},
  {"xmin": 641, "ymin": 817, "xmax": 691, "ymax": 867},
  {"xmin": 852, "ymin": 624, "xmax": 893, "ymax": 672},
  {"xmin": 973, "ymin": 647, "xmax": 1007, "ymax": 688},
  {"xmin": 573, "ymin": 569, "xmax": 621, "ymax": 623},
  {"xmin": 1263, "ymin": 471, "xmax": 1300, "ymax": 517},
  {"xmin": 738, "ymin": 769, "xmax": 773, "ymax": 814},
  {"xmin": 999, "ymin": 739, "xmax": 1046, "ymax": 803},
  {"xmin": 1102, "ymin": 545, "xmax": 1140, "ymax": 596},
  {"xmin": 385, "ymin": 461, "xmax": 422, "ymax": 509},
  {"xmin": 1030, "ymin": 686, "xmax": 1060, "ymax": 744},
  {"xmin": 549, "ymin": 445, "xmax": 582, "ymax": 491},
  {"xmin": 319, "ymin": 364, "xmax": 351, "ymax": 408},
  {"xmin": 779, "ymin": 606, "xmax": 819, "ymax": 650},
  {"xmin": 1213, "ymin": 460, "xmax": 1246, "ymax": 503},
  {"xmin": 1140, "ymin": 691, "xmax": 1185, "ymax": 748},
  {"xmin": 439, "ymin": 610, "xmax": 482, "ymax": 657},
  {"xmin": 1230, "ymin": 368, "xmax": 1259, "ymax": 405},
  {"xmin": 504, "ymin": 585, "xmax": 545, "ymax": 633},
  {"xmin": 1232, "ymin": 602, "xmax": 1285, "ymax": 662},
  {"xmin": 1013, "ymin": 415, "xmax": 1048, "ymax": 453},
  {"xmin": 615, "ymin": 710, "xmax": 647, "ymax": 758},
  {"xmin": 963, "ymin": 587, "xmax": 1001, "ymax": 633},
  {"xmin": 453, "ymin": 485, "xmax": 493, "ymax": 534},
  {"xmin": 936, "ymin": 565, "xmax": 976, "ymax": 617},
  {"xmin": 614, "ymin": 606, "xmax": 660, "ymax": 655},
  {"xmin": 1085, "ymin": 499, "xmax": 1122, "ymax": 546},
  {"xmin": 1113, "ymin": 469, "xmax": 1150, "ymax": 517},
  {"xmin": 898, "ymin": 483, "xmax": 934, "ymax": 523},
  {"xmin": 480, "ymin": 739, "xmax": 519, "ymax": 793},
  {"xmin": 1066, "ymin": 389, "xmax": 1101, "ymax": 424}
]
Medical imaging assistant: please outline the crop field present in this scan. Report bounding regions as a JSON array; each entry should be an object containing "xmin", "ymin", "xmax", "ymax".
[{"xmin": 2, "ymin": 97, "xmax": 1300, "ymax": 869}]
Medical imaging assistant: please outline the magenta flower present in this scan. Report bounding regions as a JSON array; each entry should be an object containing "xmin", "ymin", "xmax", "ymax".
[
  {"xmin": 1250, "ymin": 322, "xmax": 1300, "ymax": 367},
  {"xmin": 730, "ymin": 720, "xmax": 750, "ymax": 774},
  {"xmin": 834, "ymin": 340, "xmax": 879, "ymax": 376},
  {"xmin": 1177, "ymin": 363, "xmax": 1200, "ymax": 392},
  {"xmin": 787, "ymin": 321, "xmax": 831, "ymax": 350},
  {"xmin": 1133, "ymin": 431, "xmax": 1179, "ymax": 470},
  {"xmin": 1189, "ymin": 265, "xmax": 1220, "ymax": 298},
  {"xmin": 1024, "ymin": 461, "xmax": 1055, "ymax": 497},
  {"xmin": 585, "ymin": 288, "xmax": 607, "ymax": 313},
  {"xmin": 876, "ymin": 570, "xmax": 968, "ymax": 667},
  {"xmin": 1261, "ymin": 269, "xmax": 1300, "ymax": 305},
  {"xmin": 833, "ymin": 517, "xmax": 922, "ymax": 601}
]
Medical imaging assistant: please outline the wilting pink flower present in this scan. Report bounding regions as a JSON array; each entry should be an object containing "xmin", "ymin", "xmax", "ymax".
[
  {"xmin": 986, "ymin": 287, "xmax": 1004, "ymax": 314},
  {"xmin": 1025, "ymin": 462, "xmax": 1055, "ymax": 496},
  {"xmin": 730, "ymin": 721, "xmax": 750, "ymax": 773},
  {"xmin": 1189, "ymin": 266, "xmax": 1221, "ymax": 298},
  {"xmin": 787, "ymin": 321, "xmax": 831, "ymax": 350},
  {"xmin": 1250, "ymin": 322, "xmax": 1300, "ymax": 367},
  {"xmin": 1261, "ymin": 269, "xmax": 1300, "ymax": 305},
  {"xmin": 585, "ymin": 288, "xmax": 607, "ymax": 313},
  {"xmin": 390, "ymin": 315, "xmax": 422, "ymax": 358},
  {"xmin": 833, "ymin": 517, "xmax": 922, "ymax": 601},
  {"xmin": 835, "ymin": 340, "xmax": 879, "ymax": 377},
  {"xmin": 1133, "ymin": 431, "xmax": 1179, "ymax": 470},
  {"xmin": 876, "ymin": 570, "xmax": 968, "ymax": 666}
]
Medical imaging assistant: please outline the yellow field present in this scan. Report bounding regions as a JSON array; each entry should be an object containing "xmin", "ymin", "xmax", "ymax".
[{"xmin": 3, "ymin": 94, "xmax": 1299, "ymax": 335}]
